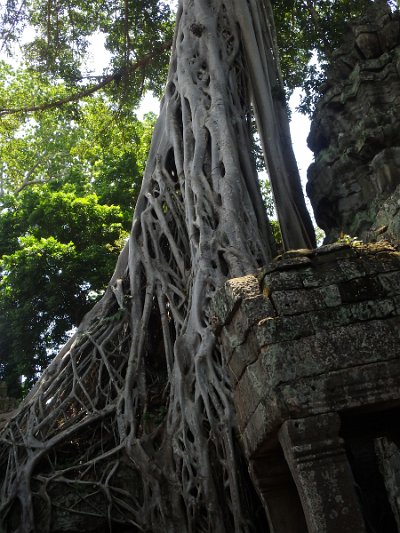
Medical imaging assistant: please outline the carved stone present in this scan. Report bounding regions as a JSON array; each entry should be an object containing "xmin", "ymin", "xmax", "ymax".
[
  {"xmin": 375, "ymin": 437, "xmax": 400, "ymax": 530},
  {"xmin": 214, "ymin": 242, "xmax": 400, "ymax": 532},
  {"xmin": 307, "ymin": 1, "xmax": 400, "ymax": 244},
  {"xmin": 279, "ymin": 414, "xmax": 365, "ymax": 533}
]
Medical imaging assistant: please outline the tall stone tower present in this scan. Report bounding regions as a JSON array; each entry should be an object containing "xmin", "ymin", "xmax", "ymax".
[{"xmin": 307, "ymin": 0, "xmax": 400, "ymax": 245}]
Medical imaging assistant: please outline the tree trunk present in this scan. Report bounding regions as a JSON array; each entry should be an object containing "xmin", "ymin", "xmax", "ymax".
[{"xmin": 0, "ymin": 0, "xmax": 313, "ymax": 531}]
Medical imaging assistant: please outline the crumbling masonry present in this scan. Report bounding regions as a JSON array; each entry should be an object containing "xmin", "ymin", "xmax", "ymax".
[
  {"xmin": 214, "ymin": 242, "xmax": 400, "ymax": 532},
  {"xmin": 214, "ymin": 2, "xmax": 400, "ymax": 531}
]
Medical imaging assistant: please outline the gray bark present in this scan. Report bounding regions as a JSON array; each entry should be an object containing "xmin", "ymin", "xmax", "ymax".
[{"xmin": 0, "ymin": 0, "xmax": 313, "ymax": 531}]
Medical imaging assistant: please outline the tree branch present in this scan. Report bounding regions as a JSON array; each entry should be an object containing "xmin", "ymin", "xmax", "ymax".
[
  {"xmin": 0, "ymin": 0, "xmax": 27, "ymax": 52},
  {"xmin": 0, "ymin": 40, "xmax": 172, "ymax": 117},
  {"xmin": 15, "ymin": 177, "xmax": 53, "ymax": 193}
]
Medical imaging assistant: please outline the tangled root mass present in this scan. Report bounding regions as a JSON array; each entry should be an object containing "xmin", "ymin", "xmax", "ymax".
[{"xmin": 0, "ymin": 0, "xmax": 314, "ymax": 531}]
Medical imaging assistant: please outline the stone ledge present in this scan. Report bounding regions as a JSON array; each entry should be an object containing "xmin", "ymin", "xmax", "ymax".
[{"xmin": 216, "ymin": 243, "xmax": 400, "ymax": 459}]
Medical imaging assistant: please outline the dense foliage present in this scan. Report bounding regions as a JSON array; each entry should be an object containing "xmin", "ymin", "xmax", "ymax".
[
  {"xmin": 0, "ymin": 92, "xmax": 156, "ymax": 396},
  {"xmin": 0, "ymin": 0, "xmax": 174, "ymax": 107}
]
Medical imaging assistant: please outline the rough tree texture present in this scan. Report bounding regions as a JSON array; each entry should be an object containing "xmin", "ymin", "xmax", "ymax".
[
  {"xmin": 307, "ymin": 0, "xmax": 400, "ymax": 245},
  {"xmin": 0, "ymin": 384, "xmax": 18, "ymax": 432},
  {"xmin": 0, "ymin": 0, "xmax": 314, "ymax": 531}
]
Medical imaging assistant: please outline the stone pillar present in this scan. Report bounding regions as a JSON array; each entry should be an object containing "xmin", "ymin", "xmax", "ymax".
[
  {"xmin": 278, "ymin": 413, "xmax": 366, "ymax": 533},
  {"xmin": 250, "ymin": 449, "xmax": 307, "ymax": 533},
  {"xmin": 375, "ymin": 436, "xmax": 400, "ymax": 530}
]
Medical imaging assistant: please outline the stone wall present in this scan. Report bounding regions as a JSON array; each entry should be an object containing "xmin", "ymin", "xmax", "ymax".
[
  {"xmin": 213, "ymin": 242, "xmax": 400, "ymax": 532},
  {"xmin": 307, "ymin": 1, "xmax": 400, "ymax": 244}
]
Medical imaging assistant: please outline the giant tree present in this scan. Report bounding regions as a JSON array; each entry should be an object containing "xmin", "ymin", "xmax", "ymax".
[{"xmin": 0, "ymin": 0, "xmax": 374, "ymax": 531}]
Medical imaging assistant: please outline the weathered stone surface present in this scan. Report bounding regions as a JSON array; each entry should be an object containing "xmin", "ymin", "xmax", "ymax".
[
  {"xmin": 218, "ymin": 243, "xmax": 400, "ymax": 428},
  {"xmin": 226, "ymin": 340, "xmax": 259, "ymax": 383},
  {"xmin": 249, "ymin": 448, "xmax": 308, "ymax": 533},
  {"xmin": 338, "ymin": 275, "xmax": 386, "ymax": 302},
  {"xmin": 279, "ymin": 414, "xmax": 366, "ymax": 533},
  {"xmin": 224, "ymin": 294, "xmax": 275, "ymax": 347},
  {"xmin": 271, "ymin": 284, "xmax": 341, "ymax": 315},
  {"xmin": 233, "ymin": 358, "xmax": 264, "ymax": 428},
  {"xmin": 277, "ymin": 358, "xmax": 400, "ymax": 418},
  {"xmin": 375, "ymin": 437, "xmax": 400, "ymax": 530},
  {"xmin": 255, "ymin": 313, "xmax": 315, "ymax": 346},
  {"xmin": 210, "ymin": 274, "xmax": 260, "ymax": 329},
  {"xmin": 215, "ymin": 243, "xmax": 400, "ymax": 532},
  {"xmin": 307, "ymin": 2, "xmax": 400, "ymax": 244}
]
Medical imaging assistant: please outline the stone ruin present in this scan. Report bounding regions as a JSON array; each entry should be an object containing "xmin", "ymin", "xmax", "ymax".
[
  {"xmin": 307, "ymin": 0, "xmax": 400, "ymax": 245},
  {"xmin": 210, "ymin": 2, "xmax": 400, "ymax": 531},
  {"xmin": 213, "ymin": 242, "xmax": 400, "ymax": 532}
]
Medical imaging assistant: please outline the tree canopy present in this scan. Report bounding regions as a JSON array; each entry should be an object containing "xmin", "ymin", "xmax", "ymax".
[{"xmin": 0, "ymin": 0, "xmax": 393, "ymax": 117}]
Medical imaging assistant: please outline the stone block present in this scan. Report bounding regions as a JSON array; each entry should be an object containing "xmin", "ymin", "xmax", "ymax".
[
  {"xmin": 210, "ymin": 274, "xmax": 259, "ymax": 327},
  {"xmin": 301, "ymin": 261, "xmax": 348, "ymax": 288},
  {"xmin": 227, "ymin": 339, "xmax": 258, "ymax": 383},
  {"xmin": 271, "ymin": 255, "xmax": 312, "ymax": 271},
  {"xmin": 311, "ymin": 304, "xmax": 354, "ymax": 330},
  {"xmin": 243, "ymin": 401, "xmax": 269, "ymax": 458},
  {"xmin": 259, "ymin": 339, "xmax": 321, "ymax": 387},
  {"xmin": 234, "ymin": 358, "xmax": 265, "ymax": 428},
  {"xmin": 350, "ymin": 297, "xmax": 397, "ymax": 321},
  {"xmin": 279, "ymin": 414, "xmax": 367, "ymax": 533},
  {"xmin": 355, "ymin": 252, "xmax": 400, "ymax": 276},
  {"xmin": 277, "ymin": 358, "xmax": 400, "ymax": 418},
  {"xmin": 338, "ymin": 275, "xmax": 385, "ymax": 303},
  {"xmin": 271, "ymin": 284, "xmax": 341, "ymax": 316},
  {"xmin": 243, "ymin": 398, "xmax": 285, "ymax": 459},
  {"xmin": 225, "ymin": 294, "xmax": 275, "ymax": 347},
  {"xmin": 378, "ymin": 270, "xmax": 400, "ymax": 295},
  {"xmin": 249, "ymin": 448, "xmax": 308, "ymax": 533},
  {"xmin": 338, "ymin": 257, "xmax": 370, "ymax": 279},
  {"xmin": 259, "ymin": 317, "xmax": 399, "ymax": 389},
  {"xmin": 254, "ymin": 314, "xmax": 314, "ymax": 346},
  {"xmin": 312, "ymin": 297, "xmax": 398, "ymax": 330},
  {"xmin": 262, "ymin": 270, "xmax": 304, "ymax": 291},
  {"xmin": 324, "ymin": 317, "xmax": 399, "ymax": 367}
]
